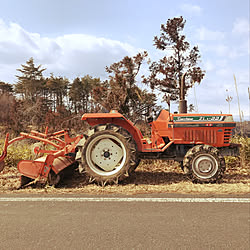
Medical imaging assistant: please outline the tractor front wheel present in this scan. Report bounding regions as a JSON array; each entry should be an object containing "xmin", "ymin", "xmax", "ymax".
[
  {"xmin": 183, "ymin": 145, "xmax": 225, "ymax": 183},
  {"xmin": 82, "ymin": 124, "xmax": 137, "ymax": 186}
]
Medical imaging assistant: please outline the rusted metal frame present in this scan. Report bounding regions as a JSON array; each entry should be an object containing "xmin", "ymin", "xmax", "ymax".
[
  {"xmin": 0, "ymin": 133, "xmax": 62, "ymax": 168},
  {"xmin": 40, "ymin": 154, "xmax": 60, "ymax": 179},
  {"xmin": 50, "ymin": 129, "xmax": 69, "ymax": 136},
  {"xmin": 43, "ymin": 136, "xmax": 66, "ymax": 148},
  {"xmin": 30, "ymin": 128, "xmax": 65, "ymax": 138},
  {"xmin": 19, "ymin": 133, "xmax": 62, "ymax": 149},
  {"xmin": 30, "ymin": 130, "xmax": 49, "ymax": 138},
  {"xmin": 39, "ymin": 136, "xmax": 82, "ymax": 178},
  {"xmin": 18, "ymin": 135, "xmax": 82, "ymax": 180},
  {"xmin": 42, "ymin": 132, "xmax": 78, "ymax": 147},
  {"xmin": 30, "ymin": 130, "xmax": 66, "ymax": 146},
  {"xmin": 0, "ymin": 151, "xmax": 7, "ymax": 163},
  {"xmin": 36, "ymin": 134, "xmax": 82, "ymax": 161},
  {"xmin": 30, "ymin": 128, "xmax": 73, "ymax": 146},
  {"xmin": 34, "ymin": 148, "xmax": 58, "ymax": 155},
  {"xmin": 31, "ymin": 129, "xmax": 81, "ymax": 147},
  {"xmin": 63, "ymin": 135, "xmax": 83, "ymax": 155},
  {"xmin": 0, "ymin": 131, "xmax": 82, "ymax": 165},
  {"xmin": 35, "ymin": 134, "xmax": 83, "ymax": 156},
  {"xmin": 30, "ymin": 126, "xmax": 49, "ymax": 138},
  {"xmin": 63, "ymin": 133, "xmax": 82, "ymax": 144},
  {"xmin": 0, "ymin": 134, "xmax": 36, "ymax": 162}
]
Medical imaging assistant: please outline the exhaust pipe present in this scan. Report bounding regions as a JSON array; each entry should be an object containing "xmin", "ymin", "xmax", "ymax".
[{"xmin": 179, "ymin": 73, "xmax": 187, "ymax": 113}]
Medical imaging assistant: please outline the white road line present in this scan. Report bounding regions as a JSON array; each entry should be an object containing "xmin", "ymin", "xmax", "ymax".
[{"xmin": 0, "ymin": 197, "xmax": 249, "ymax": 203}]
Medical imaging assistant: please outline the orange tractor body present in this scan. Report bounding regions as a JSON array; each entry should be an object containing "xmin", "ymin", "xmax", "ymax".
[
  {"xmin": 82, "ymin": 110, "xmax": 235, "ymax": 151},
  {"xmin": 77, "ymin": 110, "xmax": 239, "ymax": 185},
  {"xmin": 0, "ymin": 110, "xmax": 239, "ymax": 187}
]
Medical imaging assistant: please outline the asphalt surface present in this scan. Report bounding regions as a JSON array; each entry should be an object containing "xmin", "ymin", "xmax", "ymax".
[{"xmin": 0, "ymin": 194, "xmax": 249, "ymax": 250}]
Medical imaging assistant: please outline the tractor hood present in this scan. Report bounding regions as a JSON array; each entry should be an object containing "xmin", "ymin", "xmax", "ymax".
[
  {"xmin": 154, "ymin": 110, "xmax": 236, "ymax": 147},
  {"xmin": 170, "ymin": 113, "xmax": 236, "ymax": 128},
  {"xmin": 172, "ymin": 114, "xmax": 234, "ymax": 123}
]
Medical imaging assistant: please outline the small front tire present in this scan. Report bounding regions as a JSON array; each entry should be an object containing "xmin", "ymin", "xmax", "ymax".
[{"xmin": 183, "ymin": 145, "xmax": 225, "ymax": 183}]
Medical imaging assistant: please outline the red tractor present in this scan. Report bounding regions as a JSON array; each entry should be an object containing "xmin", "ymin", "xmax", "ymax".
[
  {"xmin": 0, "ymin": 110, "xmax": 239, "ymax": 187},
  {"xmin": 75, "ymin": 110, "xmax": 239, "ymax": 185}
]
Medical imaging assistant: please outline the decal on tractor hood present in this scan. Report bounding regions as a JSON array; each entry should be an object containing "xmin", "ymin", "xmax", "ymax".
[{"xmin": 173, "ymin": 116, "xmax": 225, "ymax": 122}]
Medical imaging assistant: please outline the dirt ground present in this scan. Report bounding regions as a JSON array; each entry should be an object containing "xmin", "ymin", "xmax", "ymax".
[{"xmin": 0, "ymin": 160, "xmax": 249, "ymax": 195}]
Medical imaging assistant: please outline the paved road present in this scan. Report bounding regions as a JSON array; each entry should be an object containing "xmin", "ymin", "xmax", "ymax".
[{"xmin": 0, "ymin": 195, "xmax": 249, "ymax": 250}]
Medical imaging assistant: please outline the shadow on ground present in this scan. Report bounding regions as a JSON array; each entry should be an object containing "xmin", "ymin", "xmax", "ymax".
[
  {"xmin": 0, "ymin": 164, "xmax": 249, "ymax": 191},
  {"xmin": 57, "ymin": 169, "xmax": 250, "ymax": 188}
]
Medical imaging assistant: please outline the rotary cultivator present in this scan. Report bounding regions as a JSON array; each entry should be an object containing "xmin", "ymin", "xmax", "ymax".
[
  {"xmin": 0, "ymin": 127, "xmax": 82, "ymax": 187},
  {"xmin": 0, "ymin": 110, "xmax": 240, "ymax": 188}
]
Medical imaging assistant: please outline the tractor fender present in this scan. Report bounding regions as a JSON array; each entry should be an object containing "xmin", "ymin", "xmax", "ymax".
[{"xmin": 81, "ymin": 112, "xmax": 144, "ymax": 151}]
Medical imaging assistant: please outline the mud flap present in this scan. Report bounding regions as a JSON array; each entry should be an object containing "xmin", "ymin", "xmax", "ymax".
[
  {"xmin": 18, "ymin": 156, "xmax": 75, "ymax": 184},
  {"xmin": 18, "ymin": 160, "xmax": 45, "ymax": 179}
]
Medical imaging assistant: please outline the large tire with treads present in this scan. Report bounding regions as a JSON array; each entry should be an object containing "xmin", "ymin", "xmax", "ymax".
[
  {"xmin": 82, "ymin": 124, "xmax": 138, "ymax": 186},
  {"xmin": 183, "ymin": 144, "xmax": 225, "ymax": 184}
]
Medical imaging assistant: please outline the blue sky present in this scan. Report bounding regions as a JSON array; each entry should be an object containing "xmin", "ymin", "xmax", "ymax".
[{"xmin": 0, "ymin": 0, "xmax": 249, "ymax": 119}]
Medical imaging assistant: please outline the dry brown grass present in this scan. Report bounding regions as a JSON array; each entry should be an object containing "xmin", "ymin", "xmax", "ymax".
[{"xmin": 0, "ymin": 160, "xmax": 249, "ymax": 195}]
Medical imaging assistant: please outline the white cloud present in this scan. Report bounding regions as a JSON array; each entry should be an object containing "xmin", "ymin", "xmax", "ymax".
[
  {"xmin": 196, "ymin": 27, "xmax": 225, "ymax": 41},
  {"xmin": 213, "ymin": 44, "xmax": 230, "ymax": 57},
  {"xmin": 198, "ymin": 42, "xmax": 230, "ymax": 57},
  {"xmin": 180, "ymin": 3, "xmax": 202, "ymax": 15},
  {"xmin": 0, "ymin": 19, "xmax": 140, "ymax": 82},
  {"xmin": 51, "ymin": 34, "xmax": 138, "ymax": 79},
  {"xmin": 0, "ymin": 19, "xmax": 248, "ymax": 119},
  {"xmin": 232, "ymin": 18, "xmax": 250, "ymax": 35},
  {"xmin": 200, "ymin": 40, "xmax": 248, "ymax": 60},
  {"xmin": 231, "ymin": 38, "xmax": 250, "ymax": 58},
  {"xmin": 186, "ymin": 75, "xmax": 248, "ymax": 118}
]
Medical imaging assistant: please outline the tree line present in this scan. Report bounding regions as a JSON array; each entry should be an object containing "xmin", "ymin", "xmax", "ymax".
[{"xmin": 0, "ymin": 16, "xmax": 205, "ymax": 135}]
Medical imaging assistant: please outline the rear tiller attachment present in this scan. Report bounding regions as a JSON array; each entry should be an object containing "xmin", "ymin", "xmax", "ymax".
[{"xmin": 0, "ymin": 127, "xmax": 82, "ymax": 187}]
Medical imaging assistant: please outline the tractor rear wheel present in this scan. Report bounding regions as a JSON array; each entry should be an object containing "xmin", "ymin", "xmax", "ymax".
[
  {"xmin": 183, "ymin": 145, "xmax": 225, "ymax": 183},
  {"xmin": 82, "ymin": 124, "xmax": 137, "ymax": 186}
]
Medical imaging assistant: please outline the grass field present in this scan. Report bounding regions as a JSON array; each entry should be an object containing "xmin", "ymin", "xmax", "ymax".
[{"xmin": 0, "ymin": 138, "xmax": 249, "ymax": 195}]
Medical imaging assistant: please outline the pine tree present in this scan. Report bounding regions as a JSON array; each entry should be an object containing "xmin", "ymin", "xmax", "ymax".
[
  {"xmin": 69, "ymin": 75, "xmax": 100, "ymax": 113},
  {"xmin": 69, "ymin": 77, "xmax": 84, "ymax": 113},
  {"xmin": 144, "ymin": 16, "xmax": 205, "ymax": 103},
  {"xmin": 46, "ymin": 74, "xmax": 69, "ymax": 111},
  {"xmin": 0, "ymin": 81, "xmax": 13, "ymax": 94},
  {"xmin": 15, "ymin": 57, "xmax": 46, "ymax": 103},
  {"xmin": 97, "ymin": 51, "xmax": 150, "ymax": 118}
]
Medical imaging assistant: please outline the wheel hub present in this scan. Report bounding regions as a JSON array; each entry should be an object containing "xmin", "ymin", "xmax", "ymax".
[
  {"xmin": 91, "ymin": 138, "xmax": 123, "ymax": 172},
  {"xmin": 192, "ymin": 154, "xmax": 218, "ymax": 179},
  {"xmin": 103, "ymin": 151, "xmax": 110, "ymax": 158},
  {"xmin": 198, "ymin": 159, "xmax": 212, "ymax": 173}
]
